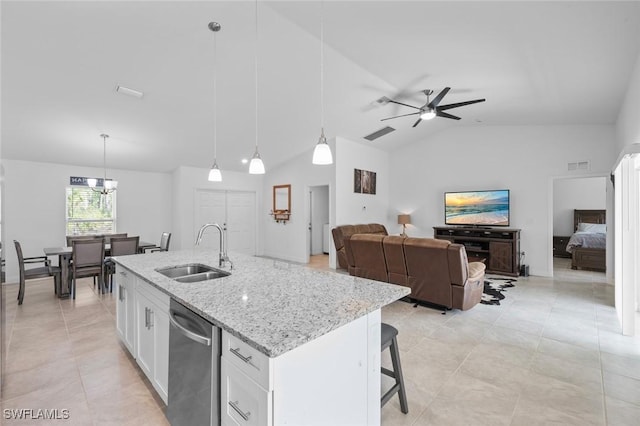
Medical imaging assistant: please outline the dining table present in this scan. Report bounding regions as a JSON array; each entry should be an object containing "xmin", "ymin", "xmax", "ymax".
[{"xmin": 44, "ymin": 240, "xmax": 156, "ymax": 298}]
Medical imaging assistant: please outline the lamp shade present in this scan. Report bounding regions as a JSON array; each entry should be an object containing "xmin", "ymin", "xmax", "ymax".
[
  {"xmin": 208, "ymin": 163, "xmax": 222, "ymax": 182},
  {"xmin": 397, "ymin": 214, "xmax": 411, "ymax": 225},
  {"xmin": 312, "ymin": 140, "xmax": 333, "ymax": 165}
]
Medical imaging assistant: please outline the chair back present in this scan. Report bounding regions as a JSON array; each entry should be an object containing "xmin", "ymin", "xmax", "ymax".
[
  {"xmin": 72, "ymin": 239, "xmax": 105, "ymax": 268},
  {"xmin": 110, "ymin": 236, "xmax": 139, "ymax": 256},
  {"xmin": 104, "ymin": 233, "xmax": 128, "ymax": 244},
  {"xmin": 159, "ymin": 232, "xmax": 171, "ymax": 251},
  {"xmin": 66, "ymin": 235, "xmax": 97, "ymax": 247},
  {"xmin": 14, "ymin": 240, "xmax": 25, "ymax": 277}
]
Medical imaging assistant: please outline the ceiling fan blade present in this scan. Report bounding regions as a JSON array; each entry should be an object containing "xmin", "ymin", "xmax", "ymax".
[
  {"xmin": 386, "ymin": 99, "xmax": 422, "ymax": 110},
  {"xmin": 427, "ymin": 87, "xmax": 451, "ymax": 108},
  {"xmin": 412, "ymin": 117, "xmax": 423, "ymax": 127},
  {"xmin": 437, "ymin": 99, "xmax": 486, "ymax": 111},
  {"xmin": 436, "ymin": 111, "xmax": 461, "ymax": 120},
  {"xmin": 380, "ymin": 112, "xmax": 421, "ymax": 121}
]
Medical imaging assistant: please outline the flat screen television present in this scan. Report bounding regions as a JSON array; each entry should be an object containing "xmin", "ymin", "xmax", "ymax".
[{"xmin": 444, "ymin": 190, "xmax": 510, "ymax": 227}]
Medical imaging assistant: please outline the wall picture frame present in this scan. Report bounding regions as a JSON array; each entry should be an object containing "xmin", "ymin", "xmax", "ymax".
[{"xmin": 354, "ymin": 168, "xmax": 376, "ymax": 194}]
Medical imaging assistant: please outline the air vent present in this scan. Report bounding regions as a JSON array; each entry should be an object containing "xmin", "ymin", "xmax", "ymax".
[
  {"xmin": 567, "ymin": 161, "xmax": 590, "ymax": 171},
  {"xmin": 116, "ymin": 85, "xmax": 144, "ymax": 99},
  {"xmin": 364, "ymin": 126, "xmax": 395, "ymax": 141}
]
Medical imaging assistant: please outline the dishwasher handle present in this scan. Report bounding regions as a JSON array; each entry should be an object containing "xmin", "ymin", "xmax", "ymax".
[{"xmin": 169, "ymin": 310, "xmax": 212, "ymax": 346}]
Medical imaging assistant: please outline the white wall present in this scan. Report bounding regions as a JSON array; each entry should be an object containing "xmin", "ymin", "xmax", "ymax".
[
  {"xmin": 616, "ymin": 51, "xmax": 640, "ymax": 153},
  {"xmin": 2, "ymin": 159, "xmax": 172, "ymax": 283},
  {"xmin": 389, "ymin": 125, "xmax": 615, "ymax": 277},
  {"xmin": 553, "ymin": 176, "xmax": 607, "ymax": 236},
  {"xmin": 171, "ymin": 166, "xmax": 263, "ymax": 252},
  {"xmin": 262, "ymin": 145, "xmax": 334, "ymax": 263},
  {"xmin": 335, "ymin": 137, "xmax": 390, "ymax": 229}
]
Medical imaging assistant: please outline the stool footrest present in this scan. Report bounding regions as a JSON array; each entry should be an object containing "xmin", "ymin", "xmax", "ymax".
[
  {"xmin": 381, "ymin": 366, "xmax": 396, "ymax": 379},
  {"xmin": 381, "ymin": 384, "xmax": 401, "ymax": 407}
]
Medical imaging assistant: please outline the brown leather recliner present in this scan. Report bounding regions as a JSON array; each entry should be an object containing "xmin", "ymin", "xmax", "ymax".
[
  {"xmin": 403, "ymin": 238, "xmax": 485, "ymax": 310},
  {"xmin": 331, "ymin": 224, "xmax": 388, "ymax": 269},
  {"xmin": 349, "ymin": 234, "xmax": 388, "ymax": 282},
  {"xmin": 382, "ymin": 236, "xmax": 408, "ymax": 286}
]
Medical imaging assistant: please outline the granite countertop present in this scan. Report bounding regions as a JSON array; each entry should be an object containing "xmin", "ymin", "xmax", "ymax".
[{"xmin": 114, "ymin": 248, "xmax": 409, "ymax": 357}]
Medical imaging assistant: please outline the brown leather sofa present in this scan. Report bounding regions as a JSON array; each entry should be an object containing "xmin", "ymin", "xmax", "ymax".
[
  {"xmin": 331, "ymin": 224, "xmax": 388, "ymax": 270},
  {"xmin": 348, "ymin": 234, "xmax": 486, "ymax": 311}
]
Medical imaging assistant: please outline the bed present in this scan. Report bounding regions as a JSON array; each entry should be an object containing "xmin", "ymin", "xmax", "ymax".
[{"xmin": 565, "ymin": 209, "xmax": 606, "ymax": 272}]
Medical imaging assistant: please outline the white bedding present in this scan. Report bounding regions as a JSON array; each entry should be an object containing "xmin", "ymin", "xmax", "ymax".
[{"xmin": 565, "ymin": 231, "xmax": 606, "ymax": 253}]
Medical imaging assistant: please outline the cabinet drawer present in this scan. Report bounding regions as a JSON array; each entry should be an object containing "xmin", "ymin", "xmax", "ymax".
[
  {"xmin": 221, "ymin": 358, "xmax": 271, "ymax": 426},
  {"xmin": 222, "ymin": 331, "xmax": 270, "ymax": 389}
]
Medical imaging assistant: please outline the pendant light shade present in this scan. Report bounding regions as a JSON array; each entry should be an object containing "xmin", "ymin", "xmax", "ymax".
[
  {"xmin": 208, "ymin": 21, "xmax": 223, "ymax": 182},
  {"xmin": 313, "ymin": 0, "xmax": 333, "ymax": 165},
  {"xmin": 312, "ymin": 129, "xmax": 333, "ymax": 165},
  {"xmin": 249, "ymin": 148, "xmax": 265, "ymax": 174},
  {"xmin": 208, "ymin": 160, "xmax": 222, "ymax": 182}
]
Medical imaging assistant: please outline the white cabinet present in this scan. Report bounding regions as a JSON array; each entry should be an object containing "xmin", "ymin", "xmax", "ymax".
[
  {"xmin": 115, "ymin": 267, "xmax": 136, "ymax": 353},
  {"xmin": 135, "ymin": 278, "xmax": 170, "ymax": 404},
  {"xmin": 116, "ymin": 265, "xmax": 170, "ymax": 405},
  {"xmin": 221, "ymin": 310, "xmax": 381, "ymax": 426}
]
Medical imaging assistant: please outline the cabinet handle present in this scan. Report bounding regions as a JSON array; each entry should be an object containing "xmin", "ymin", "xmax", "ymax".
[
  {"xmin": 144, "ymin": 307, "xmax": 149, "ymax": 328},
  {"xmin": 229, "ymin": 347, "xmax": 253, "ymax": 364},
  {"xmin": 229, "ymin": 400, "xmax": 251, "ymax": 421},
  {"xmin": 118, "ymin": 285, "xmax": 125, "ymax": 302},
  {"xmin": 148, "ymin": 309, "xmax": 154, "ymax": 329}
]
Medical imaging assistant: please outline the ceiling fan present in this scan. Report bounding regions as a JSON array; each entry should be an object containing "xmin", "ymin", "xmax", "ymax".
[{"xmin": 380, "ymin": 87, "xmax": 486, "ymax": 127}]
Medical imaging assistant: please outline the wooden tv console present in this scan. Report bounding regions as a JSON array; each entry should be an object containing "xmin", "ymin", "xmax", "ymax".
[{"xmin": 434, "ymin": 226, "xmax": 521, "ymax": 277}]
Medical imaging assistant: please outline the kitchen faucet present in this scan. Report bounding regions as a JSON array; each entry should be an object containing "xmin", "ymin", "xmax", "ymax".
[{"xmin": 195, "ymin": 223, "xmax": 233, "ymax": 270}]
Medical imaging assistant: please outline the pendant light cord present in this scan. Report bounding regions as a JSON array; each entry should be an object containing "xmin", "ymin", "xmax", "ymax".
[
  {"xmin": 214, "ymin": 29, "xmax": 218, "ymax": 160},
  {"xmin": 102, "ymin": 135, "xmax": 107, "ymax": 183},
  {"xmin": 255, "ymin": 0, "xmax": 259, "ymax": 152},
  {"xmin": 320, "ymin": 0, "xmax": 324, "ymax": 133}
]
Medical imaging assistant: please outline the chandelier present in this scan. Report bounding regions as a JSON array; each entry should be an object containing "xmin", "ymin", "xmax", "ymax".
[{"xmin": 87, "ymin": 134, "xmax": 118, "ymax": 195}]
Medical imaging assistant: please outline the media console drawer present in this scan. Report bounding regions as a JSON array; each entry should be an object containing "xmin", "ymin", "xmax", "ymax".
[{"xmin": 434, "ymin": 226, "xmax": 521, "ymax": 277}]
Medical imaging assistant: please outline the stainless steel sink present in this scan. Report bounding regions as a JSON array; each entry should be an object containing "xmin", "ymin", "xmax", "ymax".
[{"xmin": 156, "ymin": 263, "xmax": 230, "ymax": 282}]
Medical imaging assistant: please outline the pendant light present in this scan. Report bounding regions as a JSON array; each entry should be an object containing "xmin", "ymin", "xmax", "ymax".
[
  {"xmin": 249, "ymin": 0, "xmax": 265, "ymax": 174},
  {"xmin": 88, "ymin": 134, "xmax": 118, "ymax": 194},
  {"xmin": 208, "ymin": 21, "xmax": 223, "ymax": 182},
  {"xmin": 312, "ymin": 0, "xmax": 333, "ymax": 165}
]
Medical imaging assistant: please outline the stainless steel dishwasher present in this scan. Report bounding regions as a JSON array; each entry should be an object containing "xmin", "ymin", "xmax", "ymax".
[{"xmin": 167, "ymin": 299, "xmax": 221, "ymax": 426}]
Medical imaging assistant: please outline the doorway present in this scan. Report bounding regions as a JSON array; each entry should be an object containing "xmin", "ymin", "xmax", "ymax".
[
  {"xmin": 308, "ymin": 185, "xmax": 329, "ymax": 269},
  {"xmin": 551, "ymin": 176, "xmax": 607, "ymax": 277},
  {"xmin": 194, "ymin": 189, "xmax": 256, "ymax": 255}
]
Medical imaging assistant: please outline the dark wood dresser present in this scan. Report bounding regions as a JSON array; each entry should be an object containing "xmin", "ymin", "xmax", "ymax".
[{"xmin": 552, "ymin": 236, "xmax": 572, "ymax": 258}]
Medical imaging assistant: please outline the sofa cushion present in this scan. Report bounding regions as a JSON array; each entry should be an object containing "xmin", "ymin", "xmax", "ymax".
[{"xmin": 350, "ymin": 234, "xmax": 388, "ymax": 282}]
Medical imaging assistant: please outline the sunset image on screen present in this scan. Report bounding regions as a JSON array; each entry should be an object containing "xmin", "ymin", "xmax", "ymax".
[{"xmin": 445, "ymin": 190, "xmax": 509, "ymax": 226}]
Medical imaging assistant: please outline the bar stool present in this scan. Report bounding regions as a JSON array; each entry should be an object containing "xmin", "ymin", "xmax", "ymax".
[{"xmin": 381, "ymin": 322, "xmax": 408, "ymax": 414}]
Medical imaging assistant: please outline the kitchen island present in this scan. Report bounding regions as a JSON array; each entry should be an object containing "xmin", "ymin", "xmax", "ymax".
[{"xmin": 114, "ymin": 248, "xmax": 409, "ymax": 426}]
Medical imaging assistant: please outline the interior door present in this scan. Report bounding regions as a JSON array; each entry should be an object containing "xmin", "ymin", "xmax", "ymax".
[
  {"xmin": 226, "ymin": 192, "xmax": 256, "ymax": 255},
  {"xmin": 195, "ymin": 190, "xmax": 226, "ymax": 249}
]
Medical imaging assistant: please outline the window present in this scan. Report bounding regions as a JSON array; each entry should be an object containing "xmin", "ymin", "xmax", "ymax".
[{"xmin": 66, "ymin": 187, "xmax": 116, "ymax": 235}]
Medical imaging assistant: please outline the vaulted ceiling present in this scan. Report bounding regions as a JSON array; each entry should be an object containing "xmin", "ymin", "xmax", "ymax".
[{"xmin": 2, "ymin": 1, "xmax": 640, "ymax": 173}]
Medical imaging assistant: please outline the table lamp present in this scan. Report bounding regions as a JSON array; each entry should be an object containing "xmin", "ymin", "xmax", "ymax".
[{"xmin": 398, "ymin": 214, "xmax": 411, "ymax": 237}]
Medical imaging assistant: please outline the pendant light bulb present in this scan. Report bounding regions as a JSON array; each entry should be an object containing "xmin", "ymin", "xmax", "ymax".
[
  {"xmin": 249, "ymin": 148, "xmax": 265, "ymax": 175},
  {"xmin": 312, "ymin": 129, "xmax": 333, "ymax": 165},
  {"xmin": 208, "ymin": 160, "xmax": 222, "ymax": 182}
]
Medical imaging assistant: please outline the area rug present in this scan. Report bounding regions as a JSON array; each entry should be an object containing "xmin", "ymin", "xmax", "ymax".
[{"xmin": 481, "ymin": 277, "xmax": 517, "ymax": 305}]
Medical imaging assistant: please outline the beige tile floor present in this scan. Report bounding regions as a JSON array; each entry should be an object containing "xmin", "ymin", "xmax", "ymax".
[{"xmin": 1, "ymin": 257, "xmax": 639, "ymax": 425}]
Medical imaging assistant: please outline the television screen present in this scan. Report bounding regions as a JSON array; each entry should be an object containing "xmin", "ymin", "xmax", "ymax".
[{"xmin": 445, "ymin": 190, "xmax": 510, "ymax": 226}]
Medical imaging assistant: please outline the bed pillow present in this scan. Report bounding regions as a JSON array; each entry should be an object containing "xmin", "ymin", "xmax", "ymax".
[{"xmin": 577, "ymin": 222, "xmax": 606, "ymax": 233}]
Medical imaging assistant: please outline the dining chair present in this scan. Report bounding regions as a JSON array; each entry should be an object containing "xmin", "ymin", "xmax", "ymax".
[
  {"xmin": 104, "ymin": 236, "xmax": 139, "ymax": 292},
  {"xmin": 103, "ymin": 233, "xmax": 128, "ymax": 244},
  {"xmin": 14, "ymin": 240, "xmax": 61, "ymax": 305},
  {"xmin": 146, "ymin": 232, "xmax": 171, "ymax": 253},
  {"xmin": 66, "ymin": 235, "xmax": 97, "ymax": 247},
  {"xmin": 70, "ymin": 238, "xmax": 105, "ymax": 298}
]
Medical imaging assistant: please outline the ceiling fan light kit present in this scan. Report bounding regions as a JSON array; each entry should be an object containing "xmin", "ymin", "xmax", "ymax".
[{"xmin": 381, "ymin": 87, "xmax": 485, "ymax": 127}]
